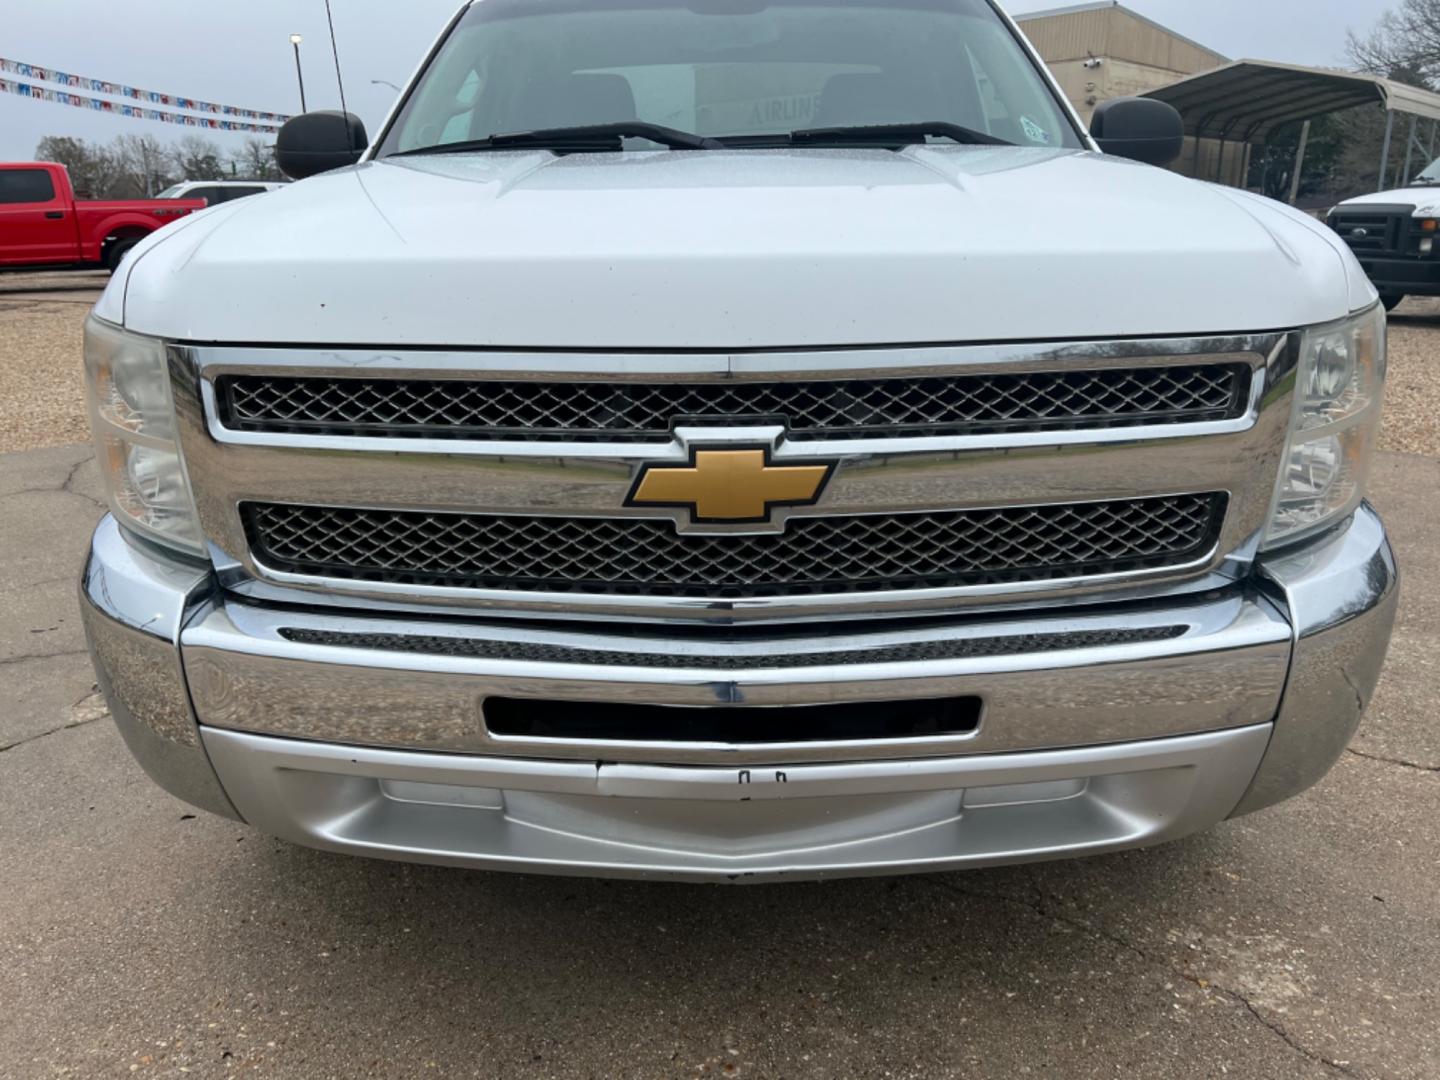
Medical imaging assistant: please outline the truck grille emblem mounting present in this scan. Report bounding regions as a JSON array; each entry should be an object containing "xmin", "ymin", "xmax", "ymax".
[{"xmin": 627, "ymin": 447, "xmax": 835, "ymax": 524}]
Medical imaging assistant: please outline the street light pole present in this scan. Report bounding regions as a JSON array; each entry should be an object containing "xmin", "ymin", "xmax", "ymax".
[
  {"xmin": 290, "ymin": 34, "xmax": 307, "ymax": 113},
  {"xmin": 371, "ymin": 79, "xmax": 401, "ymax": 93}
]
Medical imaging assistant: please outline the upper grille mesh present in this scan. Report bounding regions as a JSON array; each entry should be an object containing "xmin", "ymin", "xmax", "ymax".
[
  {"xmin": 217, "ymin": 365, "xmax": 1250, "ymax": 442},
  {"xmin": 243, "ymin": 494, "xmax": 1225, "ymax": 598}
]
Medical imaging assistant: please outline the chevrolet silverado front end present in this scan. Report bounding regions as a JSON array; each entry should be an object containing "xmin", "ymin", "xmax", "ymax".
[{"xmin": 80, "ymin": 0, "xmax": 1397, "ymax": 882}]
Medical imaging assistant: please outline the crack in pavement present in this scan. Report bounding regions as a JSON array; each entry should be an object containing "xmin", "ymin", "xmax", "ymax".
[
  {"xmin": 917, "ymin": 876, "xmax": 1357, "ymax": 1076},
  {"xmin": 0, "ymin": 711, "xmax": 109, "ymax": 755},
  {"xmin": 1346, "ymin": 747, "xmax": 1440, "ymax": 774},
  {"xmin": 1, "ymin": 453, "xmax": 105, "ymax": 513},
  {"xmin": 0, "ymin": 574, "xmax": 79, "ymax": 598},
  {"xmin": 61, "ymin": 454, "xmax": 106, "ymax": 512},
  {"xmin": 0, "ymin": 648, "xmax": 90, "ymax": 669},
  {"xmin": 0, "ymin": 484, "xmax": 99, "ymax": 506}
]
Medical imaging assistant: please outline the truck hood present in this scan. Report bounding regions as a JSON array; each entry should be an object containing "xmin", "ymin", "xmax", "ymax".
[
  {"xmin": 1337, "ymin": 185, "xmax": 1440, "ymax": 215},
  {"xmin": 116, "ymin": 147, "xmax": 1370, "ymax": 348}
]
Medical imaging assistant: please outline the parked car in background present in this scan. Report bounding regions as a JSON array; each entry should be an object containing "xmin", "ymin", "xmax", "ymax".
[
  {"xmin": 1330, "ymin": 158, "xmax": 1440, "ymax": 310},
  {"xmin": 0, "ymin": 162, "xmax": 204, "ymax": 270},
  {"xmin": 157, "ymin": 180, "xmax": 285, "ymax": 206}
]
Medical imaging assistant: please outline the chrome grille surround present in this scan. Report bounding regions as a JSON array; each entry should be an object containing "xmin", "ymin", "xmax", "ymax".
[
  {"xmin": 171, "ymin": 334, "xmax": 1295, "ymax": 624},
  {"xmin": 243, "ymin": 495, "xmax": 1226, "ymax": 597},
  {"xmin": 215, "ymin": 363, "xmax": 1250, "ymax": 442}
]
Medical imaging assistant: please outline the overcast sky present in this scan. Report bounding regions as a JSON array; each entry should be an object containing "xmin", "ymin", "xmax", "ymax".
[{"xmin": 0, "ymin": 0, "xmax": 1400, "ymax": 161}]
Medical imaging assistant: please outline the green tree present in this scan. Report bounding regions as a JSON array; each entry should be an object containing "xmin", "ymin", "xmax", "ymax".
[{"xmin": 1247, "ymin": 115, "xmax": 1347, "ymax": 202}]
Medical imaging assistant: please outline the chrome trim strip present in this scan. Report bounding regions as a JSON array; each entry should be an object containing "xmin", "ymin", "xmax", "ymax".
[
  {"xmin": 180, "ymin": 585, "xmax": 1292, "ymax": 764},
  {"xmin": 171, "ymin": 334, "xmax": 1295, "ymax": 622},
  {"xmin": 186, "ymin": 335, "xmax": 1282, "ymax": 381},
  {"xmin": 219, "ymin": 561, "xmax": 1250, "ymax": 626}
]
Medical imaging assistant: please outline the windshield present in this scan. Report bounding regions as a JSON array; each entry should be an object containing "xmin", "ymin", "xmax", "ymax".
[
  {"xmin": 1413, "ymin": 157, "xmax": 1440, "ymax": 186},
  {"xmin": 156, "ymin": 184, "xmax": 188, "ymax": 198},
  {"xmin": 377, "ymin": 0, "xmax": 1080, "ymax": 154}
]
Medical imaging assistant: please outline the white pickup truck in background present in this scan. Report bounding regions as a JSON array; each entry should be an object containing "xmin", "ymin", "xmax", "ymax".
[
  {"xmin": 80, "ymin": 0, "xmax": 1396, "ymax": 882},
  {"xmin": 1330, "ymin": 157, "xmax": 1440, "ymax": 310}
]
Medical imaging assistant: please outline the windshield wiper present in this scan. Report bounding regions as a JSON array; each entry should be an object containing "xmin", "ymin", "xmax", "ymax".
[
  {"xmin": 392, "ymin": 122, "xmax": 725, "ymax": 156},
  {"xmin": 788, "ymin": 122, "xmax": 1012, "ymax": 148}
]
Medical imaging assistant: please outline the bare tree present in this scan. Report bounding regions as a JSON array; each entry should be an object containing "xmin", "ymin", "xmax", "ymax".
[
  {"xmin": 1347, "ymin": 0, "xmax": 1440, "ymax": 87},
  {"xmin": 170, "ymin": 134, "xmax": 225, "ymax": 181},
  {"xmin": 229, "ymin": 136, "xmax": 282, "ymax": 181},
  {"xmin": 33, "ymin": 136, "xmax": 126, "ymax": 198},
  {"xmin": 33, "ymin": 131, "xmax": 284, "ymax": 196},
  {"xmin": 112, "ymin": 134, "xmax": 175, "ymax": 197}
]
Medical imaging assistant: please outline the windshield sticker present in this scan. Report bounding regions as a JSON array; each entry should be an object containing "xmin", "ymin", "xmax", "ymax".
[{"xmin": 1020, "ymin": 116, "xmax": 1051, "ymax": 145}]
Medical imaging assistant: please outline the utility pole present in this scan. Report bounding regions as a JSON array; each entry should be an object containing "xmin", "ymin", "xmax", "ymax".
[{"xmin": 290, "ymin": 34, "xmax": 308, "ymax": 113}]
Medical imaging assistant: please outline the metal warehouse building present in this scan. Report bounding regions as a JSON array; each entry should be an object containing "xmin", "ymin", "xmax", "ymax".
[{"xmin": 1014, "ymin": 1, "xmax": 1242, "ymax": 182}]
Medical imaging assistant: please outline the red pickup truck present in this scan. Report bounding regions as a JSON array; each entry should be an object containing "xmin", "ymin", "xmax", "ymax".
[{"xmin": 0, "ymin": 162, "xmax": 205, "ymax": 271}]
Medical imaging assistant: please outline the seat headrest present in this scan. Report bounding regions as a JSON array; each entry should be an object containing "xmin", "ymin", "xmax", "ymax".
[
  {"xmin": 814, "ymin": 73, "xmax": 931, "ymax": 129},
  {"xmin": 504, "ymin": 72, "xmax": 639, "ymax": 133},
  {"xmin": 562, "ymin": 73, "xmax": 638, "ymax": 127}
]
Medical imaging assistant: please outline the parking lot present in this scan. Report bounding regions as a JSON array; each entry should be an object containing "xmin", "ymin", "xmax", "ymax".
[{"xmin": 1, "ymin": 271, "xmax": 1436, "ymax": 1078}]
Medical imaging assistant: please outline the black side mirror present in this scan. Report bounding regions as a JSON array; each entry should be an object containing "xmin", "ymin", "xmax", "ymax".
[
  {"xmin": 1090, "ymin": 98, "xmax": 1184, "ymax": 167},
  {"xmin": 275, "ymin": 111, "xmax": 369, "ymax": 180}
]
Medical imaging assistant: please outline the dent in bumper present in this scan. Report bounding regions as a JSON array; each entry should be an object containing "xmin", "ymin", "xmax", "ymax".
[
  {"xmin": 1230, "ymin": 503, "xmax": 1399, "ymax": 816},
  {"xmin": 79, "ymin": 517, "xmax": 240, "ymax": 821}
]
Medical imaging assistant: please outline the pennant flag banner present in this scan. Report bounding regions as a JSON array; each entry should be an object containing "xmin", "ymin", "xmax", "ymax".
[{"xmin": 0, "ymin": 57, "xmax": 291, "ymax": 130}]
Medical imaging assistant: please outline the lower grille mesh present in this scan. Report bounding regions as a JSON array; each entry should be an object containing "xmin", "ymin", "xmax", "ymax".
[{"xmin": 244, "ymin": 494, "xmax": 1225, "ymax": 598}]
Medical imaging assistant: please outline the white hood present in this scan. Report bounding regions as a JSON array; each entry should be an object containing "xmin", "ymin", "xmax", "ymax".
[
  {"xmin": 114, "ymin": 146, "xmax": 1372, "ymax": 349},
  {"xmin": 1337, "ymin": 184, "xmax": 1440, "ymax": 216}
]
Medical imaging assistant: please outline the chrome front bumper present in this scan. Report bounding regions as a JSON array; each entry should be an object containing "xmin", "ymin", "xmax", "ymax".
[{"xmin": 80, "ymin": 507, "xmax": 1398, "ymax": 882}]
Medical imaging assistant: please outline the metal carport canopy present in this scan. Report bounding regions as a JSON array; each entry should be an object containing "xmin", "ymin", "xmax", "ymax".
[{"xmin": 1142, "ymin": 59, "xmax": 1440, "ymax": 143}]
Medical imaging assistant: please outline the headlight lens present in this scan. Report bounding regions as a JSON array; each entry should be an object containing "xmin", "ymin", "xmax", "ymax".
[
  {"xmin": 85, "ymin": 316, "xmax": 204, "ymax": 556},
  {"xmin": 1264, "ymin": 305, "xmax": 1386, "ymax": 548}
]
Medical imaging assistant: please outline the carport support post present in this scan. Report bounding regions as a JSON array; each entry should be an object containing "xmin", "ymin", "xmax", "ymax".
[
  {"xmin": 1379, "ymin": 109, "xmax": 1395, "ymax": 191},
  {"xmin": 1402, "ymin": 114, "xmax": 1419, "ymax": 185},
  {"xmin": 1288, "ymin": 120, "xmax": 1312, "ymax": 206}
]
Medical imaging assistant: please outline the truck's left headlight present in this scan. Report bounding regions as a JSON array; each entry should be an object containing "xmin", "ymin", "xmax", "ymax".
[
  {"xmin": 84, "ymin": 316, "xmax": 205, "ymax": 557},
  {"xmin": 1264, "ymin": 304, "xmax": 1386, "ymax": 549}
]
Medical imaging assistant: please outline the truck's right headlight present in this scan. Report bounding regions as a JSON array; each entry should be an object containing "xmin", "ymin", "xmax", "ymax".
[
  {"xmin": 84, "ymin": 315, "xmax": 205, "ymax": 557},
  {"xmin": 1264, "ymin": 304, "xmax": 1386, "ymax": 549}
]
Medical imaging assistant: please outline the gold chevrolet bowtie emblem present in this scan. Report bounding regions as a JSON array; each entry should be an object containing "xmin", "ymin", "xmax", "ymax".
[{"xmin": 627, "ymin": 448, "xmax": 835, "ymax": 524}]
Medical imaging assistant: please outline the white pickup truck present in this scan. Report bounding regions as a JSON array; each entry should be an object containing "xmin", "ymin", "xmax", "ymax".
[
  {"xmin": 1330, "ymin": 158, "xmax": 1440, "ymax": 310},
  {"xmin": 81, "ymin": 0, "xmax": 1396, "ymax": 882}
]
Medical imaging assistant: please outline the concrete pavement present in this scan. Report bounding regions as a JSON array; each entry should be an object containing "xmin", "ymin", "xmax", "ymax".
[{"xmin": 1, "ymin": 445, "xmax": 1436, "ymax": 1079}]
